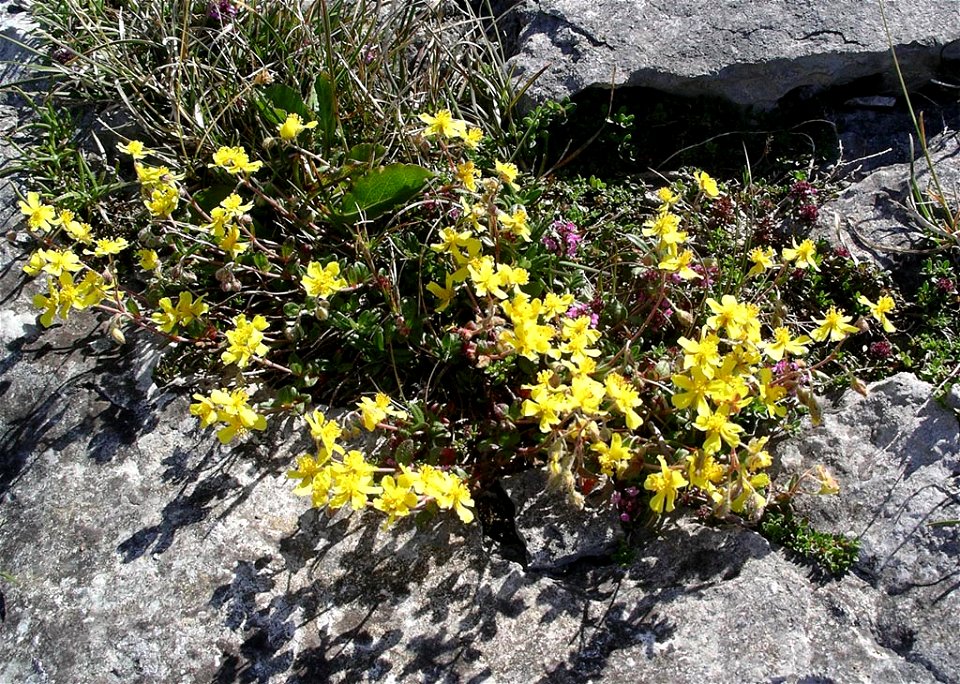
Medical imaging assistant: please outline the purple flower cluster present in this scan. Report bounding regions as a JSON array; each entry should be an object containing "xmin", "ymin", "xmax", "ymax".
[
  {"xmin": 208, "ymin": 0, "xmax": 238, "ymax": 21},
  {"xmin": 868, "ymin": 340, "xmax": 894, "ymax": 359},
  {"xmin": 542, "ymin": 220, "xmax": 584, "ymax": 257},
  {"xmin": 789, "ymin": 180, "xmax": 819, "ymax": 224},
  {"xmin": 566, "ymin": 298, "xmax": 602, "ymax": 328},
  {"xmin": 611, "ymin": 487, "xmax": 642, "ymax": 522},
  {"xmin": 937, "ymin": 277, "xmax": 956, "ymax": 294}
]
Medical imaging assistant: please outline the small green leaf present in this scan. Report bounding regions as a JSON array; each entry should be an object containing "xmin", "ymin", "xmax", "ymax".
[
  {"xmin": 283, "ymin": 302, "xmax": 301, "ymax": 318},
  {"xmin": 334, "ymin": 164, "xmax": 432, "ymax": 223},
  {"xmin": 252, "ymin": 252, "xmax": 270, "ymax": 272}
]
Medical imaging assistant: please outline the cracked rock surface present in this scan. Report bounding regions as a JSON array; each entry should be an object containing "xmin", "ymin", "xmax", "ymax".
[{"xmin": 504, "ymin": 0, "xmax": 960, "ymax": 109}]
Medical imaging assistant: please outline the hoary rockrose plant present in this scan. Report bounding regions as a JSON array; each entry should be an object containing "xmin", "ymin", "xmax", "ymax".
[{"xmin": 14, "ymin": 103, "xmax": 898, "ymax": 532}]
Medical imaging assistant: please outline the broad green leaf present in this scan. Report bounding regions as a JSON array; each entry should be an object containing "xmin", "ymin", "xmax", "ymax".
[
  {"xmin": 335, "ymin": 164, "xmax": 432, "ymax": 223},
  {"xmin": 263, "ymin": 83, "xmax": 311, "ymax": 119},
  {"xmin": 347, "ymin": 143, "xmax": 386, "ymax": 165}
]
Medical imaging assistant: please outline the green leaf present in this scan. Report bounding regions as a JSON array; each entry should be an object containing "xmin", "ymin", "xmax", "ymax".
[
  {"xmin": 283, "ymin": 302, "xmax": 301, "ymax": 318},
  {"xmin": 264, "ymin": 83, "xmax": 311, "ymax": 120},
  {"xmin": 313, "ymin": 73, "xmax": 339, "ymax": 151},
  {"xmin": 252, "ymin": 252, "xmax": 270, "ymax": 272},
  {"xmin": 193, "ymin": 185, "xmax": 237, "ymax": 213},
  {"xmin": 334, "ymin": 164, "xmax": 432, "ymax": 223},
  {"xmin": 347, "ymin": 143, "xmax": 386, "ymax": 165}
]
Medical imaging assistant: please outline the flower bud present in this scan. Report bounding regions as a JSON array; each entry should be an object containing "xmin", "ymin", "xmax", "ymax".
[
  {"xmin": 314, "ymin": 300, "xmax": 330, "ymax": 321},
  {"xmin": 109, "ymin": 318, "xmax": 126, "ymax": 345}
]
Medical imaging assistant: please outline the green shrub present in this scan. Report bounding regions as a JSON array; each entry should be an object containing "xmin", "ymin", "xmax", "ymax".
[{"xmin": 8, "ymin": 0, "xmax": 887, "ymax": 540}]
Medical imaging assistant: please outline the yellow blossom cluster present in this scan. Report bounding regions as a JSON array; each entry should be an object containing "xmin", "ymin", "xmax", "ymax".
[
  {"xmin": 150, "ymin": 291, "xmax": 208, "ymax": 334},
  {"xmin": 221, "ymin": 313, "xmax": 269, "ymax": 368},
  {"xmin": 418, "ymin": 109, "xmax": 483, "ymax": 149},
  {"xmin": 286, "ymin": 407, "xmax": 474, "ymax": 526},
  {"xmin": 119, "ymin": 141, "xmax": 185, "ymax": 220},
  {"xmin": 19, "ymin": 195, "xmax": 120, "ymax": 328},
  {"xmin": 644, "ymin": 187, "xmax": 701, "ymax": 280},
  {"xmin": 190, "ymin": 387, "xmax": 268, "ymax": 444}
]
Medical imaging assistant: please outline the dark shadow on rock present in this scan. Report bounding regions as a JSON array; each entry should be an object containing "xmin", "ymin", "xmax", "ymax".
[
  {"xmin": 0, "ymin": 308, "xmax": 172, "ymax": 495},
  {"xmin": 0, "ymin": 363, "xmax": 95, "ymax": 496},
  {"xmin": 117, "ymin": 468, "xmax": 241, "ymax": 562},
  {"xmin": 210, "ymin": 511, "xmax": 505, "ymax": 683},
  {"xmin": 206, "ymin": 495, "xmax": 782, "ymax": 681},
  {"xmin": 538, "ymin": 594, "xmax": 675, "ymax": 683}
]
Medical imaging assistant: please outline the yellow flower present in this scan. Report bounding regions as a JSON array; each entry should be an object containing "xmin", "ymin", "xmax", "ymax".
[
  {"xmin": 19, "ymin": 192, "xmax": 57, "ymax": 233},
  {"xmin": 810, "ymin": 306, "xmax": 859, "ymax": 343},
  {"xmin": 62, "ymin": 216, "xmax": 93, "ymax": 244},
  {"xmin": 604, "ymin": 373, "xmax": 643, "ymax": 429},
  {"xmin": 498, "ymin": 207, "xmax": 531, "ymax": 241},
  {"xmin": 746, "ymin": 246, "xmax": 776, "ymax": 277},
  {"xmin": 705, "ymin": 294, "xmax": 752, "ymax": 341},
  {"xmin": 418, "ymin": 109, "xmax": 467, "ymax": 139},
  {"xmin": 420, "ymin": 469, "xmax": 475, "ymax": 523},
  {"xmin": 302, "ymin": 260, "xmax": 348, "ymax": 299},
  {"xmin": 686, "ymin": 452, "xmax": 725, "ymax": 495},
  {"xmin": 781, "ymin": 238, "xmax": 820, "ymax": 271},
  {"xmin": 463, "ymin": 127, "xmax": 484, "ymax": 150},
  {"xmin": 744, "ymin": 436, "xmax": 773, "ymax": 471},
  {"xmin": 671, "ymin": 367, "xmax": 712, "ymax": 415},
  {"xmin": 190, "ymin": 388, "xmax": 267, "ymax": 444},
  {"xmin": 304, "ymin": 410, "xmax": 345, "ymax": 456},
  {"xmin": 657, "ymin": 186, "xmax": 680, "ymax": 206},
  {"xmin": 135, "ymin": 164, "xmax": 183, "ymax": 189},
  {"xmin": 694, "ymin": 170, "xmax": 720, "ymax": 198},
  {"xmin": 117, "ymin": 140, "xmax": 149, "ymax": 159},
  {"xmin": 658, "ymin": 248, "xmax": 700, "ymax": 280},
  {"xmin": 760, "ymin": 326, "xmax": 810, "ymax": 361},
  {"xmin": 455, "ymin": 161, "xmax": 480, "ymax": 192},
  {"xmin": 278, "ymin": 112, "xmax": 319, "ymax": 141},
  {"xmin": 24, "ymin": 248, "xmax": 83, "ymax": 278},
  {"xmin": 151, "ymin": 291, "xmax": 208, "ymax": 333},
  {"xmin": 431, "ymin": 226, "xmax": 481, "ymax": 264},
  {"xmin": 219, "ymin": 192, "xmax": 254, "ymax": 218},
  {"xmin": 693, "ymin": 405, "xmax": 744, "ymax": 454},
  {"xmin": 88, "ymin": 237, "xmax": 130, "ymax": 257},
  {"xmin": 677, "ymin": 333, "xmax": 723, "ymax": 378},
  {"xmin": 221, "ymin": 313, "xmax": 269, "ymax": 368},
  {"xmin": 137, "ymin": 249, "xmax": 160, "ymax": 271},
  {"xmin": 425, "ymin": 273, "xmax": 457, "ymax": 312},
  {"xmin": 372, "ymin": 474, "xmax": 420, "ymax": 527},
  {"xmin": 494, "ymin": 160, "xmax": 520, "ymax": 190},
  {"xmin": 590, "ymin": 432, "xmax": 634, "ymax": 477},
  {"xmin": 287, "ymin": 453, "xmax": 328, "ymax": 498},
  {"xmin": 467, "ymin": 256, "xmax": 508, "ymax": 299},
  {"xmin": 357, "ymin": 392, "xmax": 408, "ymax": 431},
  {"xmin": 144, "ymin": 183, "xmax": 179, "ymax": 218},
  {"xmin": 857, "ymin": 294, "xmax": 896, "ymax": 333},
  {"xmin": 644, "ymin": 455, "xmax": 688, "ymax": 513},
  {"xmin": 328, "ymin": 450, "xmax": 382, "ymax": 510},
  {"xmin": 543, "ymin": 292, "xmax": 575, "ymax": 318},
  {"xmin": 642, "ymin": 211, "xmax": 682, "ymax": 241},
  {"xmin": 210, "ymin": 145, "xmax": 263, "ymax": 175},
  {"xmin": 218, "ymin": 224, "xmax": 249, "ymax": 259}
]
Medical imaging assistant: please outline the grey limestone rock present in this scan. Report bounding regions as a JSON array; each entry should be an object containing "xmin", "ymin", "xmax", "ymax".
[
  {"xmin": 506, "ymin": 0, "xmax": 960, "ymax": 110},
  {"xmin": 814, "ymin": 129, "xmax": 960, "ymax": 278},
  {"xmin": 780, "ymin": 373, "xmax": 960, "ymax": 683},
  {"xmin": 501, "ymin": 468, "xmax": 624, "ymax": 570}
]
